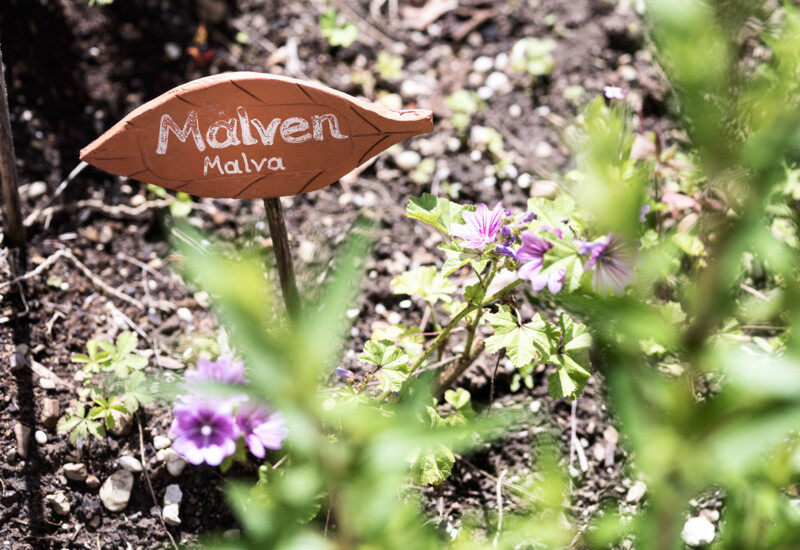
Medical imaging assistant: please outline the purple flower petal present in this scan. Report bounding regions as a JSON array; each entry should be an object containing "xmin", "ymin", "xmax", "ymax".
[
  {"xmin": 451, "ymin": 202, "xmax": 505, "ymax": 251},
  {"xmin": 583, "ymin": 233, "xmax": 634, "ymax": 295},
  {"xmin": 517, "ymin": 232, "xmax": 553, "ymax": 264},
  {"xmin": 169, "ymin": 397, "xmax": 239, "ymax": 466}
]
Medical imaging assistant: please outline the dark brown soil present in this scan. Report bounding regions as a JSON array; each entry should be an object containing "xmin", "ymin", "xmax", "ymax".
[{"xmin": 0, "ymin": 0, "xmax": 669, "ymax": 548}]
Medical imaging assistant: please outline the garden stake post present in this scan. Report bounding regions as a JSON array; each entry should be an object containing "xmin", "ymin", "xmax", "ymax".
[
  {"xmin": 0, "ymin": 45, "xmax": 26, "ymax": 251},
  {"xmin": 263, "ymin": 197, "xmax": 300, "ymax": 319},
  {"xmin": 79, "ymin": 72, "xmax": 433, "ymax": 313}
]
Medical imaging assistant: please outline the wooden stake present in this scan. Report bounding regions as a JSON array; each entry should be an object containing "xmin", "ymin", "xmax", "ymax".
[
  {"xmin": 0, "ymin": 45, "xmax": 25, "ymax": 250},
  {"xmin": 263, "ymin": 197, "xmax": 300, "ymax": 319}
]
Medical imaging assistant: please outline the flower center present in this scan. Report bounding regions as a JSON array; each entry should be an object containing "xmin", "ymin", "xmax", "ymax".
[{"xmin": 200, "ymin": 424, "xmax": 213, "ymax": 437}]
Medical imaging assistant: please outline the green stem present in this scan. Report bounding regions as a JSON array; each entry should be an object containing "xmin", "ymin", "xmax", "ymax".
[{"xmin": 408, "ymin": 277, "xmax": 524, "ymax": 375}]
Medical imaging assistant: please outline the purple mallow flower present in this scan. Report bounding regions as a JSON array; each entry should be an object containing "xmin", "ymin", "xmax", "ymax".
[
  {"xmin": 584, "ymin": 233, "xmax": 634, "ymax": 295},
  {"xmin": 520, "ymin": 211, "xmax": 537, "ymax": 223},
  {"xmin": 501, "ymin": 225, "xmax": 512, "ymax": 237},
  {"xmin": 520, "ymin": 264, "xmax": 566, "ymax": 294},
  {"xmin": 235, "ymin": 401, "xmax": 289, "ymax": 459},
  {"xmin": 639, "ymin": 204, "xmax": 650, "ymax": 222},
  {"xmin": 170, "ymin": 398, "xmax": 239, "ymax": 466},
  {"xmin": 574, "ymin": 239, "xmax": 594, "ymax": 255},
  {"xmin": 516, "ymin": 232, "xmax": 553, "ymax": 271},
  {"xmin": 451, "ymin": 202, "xmax": 505, "ymax": 250},
  {"xmin": 185, "ymin": 357, "xmax": 247, "ymax": 387}
]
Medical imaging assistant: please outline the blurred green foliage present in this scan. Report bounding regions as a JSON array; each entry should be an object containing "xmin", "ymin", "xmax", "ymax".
[{"xmin": 174, "ymin": 0, "xmax": 800, "ymax": 548}]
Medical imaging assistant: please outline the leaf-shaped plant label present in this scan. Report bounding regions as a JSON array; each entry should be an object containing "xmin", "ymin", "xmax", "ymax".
[{"xmin": 81, "ymin": 73, "xmax": 433, "ymax": 198}]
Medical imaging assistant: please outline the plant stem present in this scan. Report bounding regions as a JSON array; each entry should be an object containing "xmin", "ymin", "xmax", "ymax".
[{"xmin": 408, "ymin": 277, "xmax": 524, "ymax": 375}]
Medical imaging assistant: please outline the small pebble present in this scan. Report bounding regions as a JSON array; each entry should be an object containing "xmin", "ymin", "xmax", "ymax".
[
  {"xmin": 63, "ymin": 463, "xmax": 88, "ymax": 482},
  {"xmin": 394, "ymin": 150, "xmax": 422, "ymax": 172},
  {"xmin": 39, "ymin": 378, "xmax": 56, "ymax": 390},
  {"xmin": 508, "ymin": 104, "xmax": 522, "ymax": 118},
  {"xmin": 34, "ymin": 430, "xmax": 47, "ymax": 445},
  {"xmin": 176, "ymin": 307, "xmax": 193, "ymax": 323},
  {"xmin": 118, "ymin": 455, "xmax": 143, "ymax": 473},
  {"xmin": 485, "ymin": 71, "xmax": 511, "ymax": 94},
  {"xmin": 472, "ymin": 55, "xmax": 494, "ymax": 73},
  {"xmin": 151, "ymin": 436, "xmax": 171, "ymax": 451},
  {"xmin": 99, "ymin": 470, "xmax": 134, "ymax": 512},
  {"xmin": 46, "ymin": 492, "xmax": 71, "ymax": 516},
  {"xmin": 681, "ymin": 516, "xmax": 715, "ymax": 547},
  {"xmin": 164, "ymin": 42, "xmax": 182, "ymax": 61},
  {"xmin": 165, "ymin": 450, "xmax": 188, "ymax": 477},
  {"xmin": 14, "ymin": 423, "xmax": 30, "ymax": 459},
  {"xmin": 626, "ymin": 480, "xmax": 647, "ymax": 503},
  {"xmin": 86, "ymin": 475, "xmax": 100, "ymax": 489}
]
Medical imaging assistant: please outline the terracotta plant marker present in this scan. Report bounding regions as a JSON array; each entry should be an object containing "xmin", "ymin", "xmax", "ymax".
[
  {"xmin": 80, "ymin": 72, "xmax": 433, "ymax": 199},
  {"xmin": 82, "ymin": 72, "xmax": 433, "ymax": 317}
]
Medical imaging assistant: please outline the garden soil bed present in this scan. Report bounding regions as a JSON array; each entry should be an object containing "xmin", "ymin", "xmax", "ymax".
[{"xmin": 1, "ymin": 1, "xmax": 673, "ymax": 548}]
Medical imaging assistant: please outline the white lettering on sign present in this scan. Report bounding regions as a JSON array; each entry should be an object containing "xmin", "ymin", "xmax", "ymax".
[
  {"xmin": 203, "ymin": 154, "xmax": 287, "ymax": 176},
  {"xmin": 157, "ymin": 112, "xmax": 206, "ymax": 154},
  {"xmin": 157, "ymin": 107, "xmax": 348, "ymax": 155}
]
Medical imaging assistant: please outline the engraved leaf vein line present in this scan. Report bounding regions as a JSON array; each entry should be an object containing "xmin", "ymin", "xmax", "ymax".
[
  {"xmin": 349, "ymin": 106, "xmax": 380, "ymax": 133},
  {"xmin": 231, "ymin": 81, "xmax": 264, "ymax": 103},
  {"xmin": 233, "ymin": 175, "xmax": 271, "ymax": 198},
  {"xmin": 295, "ymin": 84, "xmax": 315, "ymax": 103},
  {"xmin": 297, "ymin": 170, "xmax": 326, "ymax": 195},
  {"xmin": 358, "ymin": 135, "xmax": 390, "ymax": 166}
]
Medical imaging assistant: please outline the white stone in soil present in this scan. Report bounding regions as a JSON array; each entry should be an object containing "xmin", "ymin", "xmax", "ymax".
[
  {"xmin": 176, "ymin": 307, "xmax": 193, "ymax": 323},
  {"xmin": 153, "ymin": 435, "xmax": 172, "ymax": 450},
  {"xmin": 393, "ymin": 150, "xmax": 421, "ymax": 172},
  {"xmin": 164, "ymin": 484, "xmax": 183, "ymax": 506},
  {"xmin": 46, "ymin": 492, "xmax": 70, "ymax": 516},
  {"xmin": 118, "ymin": 455, "xmax": 143, "ymax": 473},
  {"xmin": 34, "ymin": 430, "xmax": 47, "ymax": 445},
  {"xmin": 162, "ymin": 503, "xmax": 181, "ymax": 526},
  {"xmin": 625, "ymin": 480, "xmax": 647, "ymax": 503},
  {"xmin": 99, "ymin": 470, "xmax": 134, "ymax": 512},
  {"xmin": 108, "ymin": 409, "xmax": 133, "ymax": 437},
  {"xmin": 485, "ymin": 71, "xmax": 511, "ymax": 94},
  {"xmin": 681, "ymin": 516, "xmax": 715, "ymax": 547},
  {"xmin": 62, "ymin": 463, "xmax": 88, "ymax": 482},
  {"xmin": 162, "ymin": 483, "xmax": 183, "ymax": 525},
  {"xmin": 469, "ymin": 125, "xmax": 493, "ymax": 148},
  {"xmin": 165, "ymin": 450, "xmax": 188, "ymax": 477},
  {"xmin": 472, "ymin": 55, "xmax": 494, "ymax": 73}
]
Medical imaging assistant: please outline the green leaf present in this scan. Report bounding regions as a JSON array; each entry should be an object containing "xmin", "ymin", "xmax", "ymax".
[
  {"xmin": 359, "ymin": 340, "xmax": 409, "ymax": 370},
  {"xmin": 115, "ymin": 331, "xmax": 138, "ymax": 359},
  {"xmin": 548, "ymin": 367, "xmax": 580, "ymax": 401},
  {"xmin": 391, "ymin": 266, "xmax": 456, "ymax": 304},
  {"xmin": 485, "ymin": 306, "xmax": 552, "ymax": 368},
  {"xmin": 547, "ymin": 314, "xmax": 592, "ymax": 401},
  {"xmin": 406, "ymin": 194, "xmax": 466, "ymax": 236},
  {"xmin": 86, "ymin": 419, "xmax": 106, "ymax": 440},
  {"xmin": 559, "ymin": 313, "xmax": 592, "ymax": 353},
  {"xmin": 444, "ymin": 388, "xmax": 472, "ymax": 412},
  {"xmin": 56, "ymin": 415, "xmax": 83, "ymax": 434},
  {"xmin": 319, "ymin": 8, "xmax": 358, "ymax": 47},
  {"xmin": 464, "ymin": 282, "xmax": 486, "ymax": 305},
  {"xmin": 527, "ymin": 195, "xmax": 582, "ymax": 235},
  {"xmin": 409, "ymin": 443, "xmax": 455, "ymax": 485},
  {"xmin": 380, "ymin": 361, "xmax": 412, "ymax": 393}
]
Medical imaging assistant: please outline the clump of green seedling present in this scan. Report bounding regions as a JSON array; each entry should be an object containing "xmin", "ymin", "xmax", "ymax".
[{"xmin": 58, "ymin": 332, "xmax": 154, "ymax": 444}]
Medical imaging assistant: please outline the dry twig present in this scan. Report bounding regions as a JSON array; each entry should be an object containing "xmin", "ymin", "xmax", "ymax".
[
  {"xmin": 137, "ymin": 417, "xmax": 179, "ymax": 550},
  {"xmin": 0, "ymin": 248, "xmax": 144, "ymax": 310}
]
